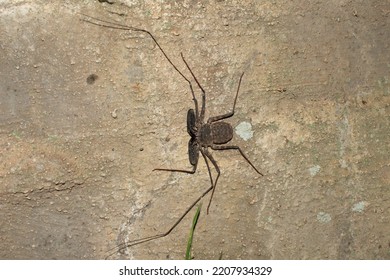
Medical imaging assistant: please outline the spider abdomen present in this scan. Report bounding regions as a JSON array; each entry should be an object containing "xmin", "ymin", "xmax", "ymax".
[
  {"xmin": 211, "ymin": 121, "xmax": 233, "ymax": 145},
  {"xmin": 199, "ymin": 122, "xmax": 233, "ymax": 145}
]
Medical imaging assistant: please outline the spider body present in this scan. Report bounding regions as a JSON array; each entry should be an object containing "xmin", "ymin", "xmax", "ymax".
[{"xmin": 188, "ymin": 108, "xmax": 234, "ymax": 168}]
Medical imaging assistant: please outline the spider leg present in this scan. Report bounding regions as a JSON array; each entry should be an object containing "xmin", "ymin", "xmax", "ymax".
[
  {"xmin": 81, "ymin": 14, "xmax": 187, "ymax": 81},
  {"xmin": 154, "ymin": 138, "xmax": 200, "ymax": 174},
  {"xmin": 201, "ymin": 148, "xmax": 221, "ymax": 214},
  {"xmin": 180, "ymin": 53, "xmax": 206, "ymax": 123},
  {"xmin": 210, "ymin": 144, "xmax": 263, "ymax": 176},
  {"xmin": 200, "ymin": 148, "xmax": 214, "ymax": 190},
  {"xmin": 81, "ymin": 14, "xmax": 200, "ymax": 117},
  {"xmin": 105, "ymin": 184, "xmax": 213, "ymax": 259},
  {"xmin": 153, "ymin": 164, "xmax": 197, "ymax": 174},
  {"xmin": 208, "ymin": 72, "xmax": 245, "ymax": 123}
]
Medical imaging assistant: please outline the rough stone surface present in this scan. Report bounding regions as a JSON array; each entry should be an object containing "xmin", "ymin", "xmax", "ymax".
[{"xmin": 0, "ymin": 1, "xmax": 389, "ymax": 259}]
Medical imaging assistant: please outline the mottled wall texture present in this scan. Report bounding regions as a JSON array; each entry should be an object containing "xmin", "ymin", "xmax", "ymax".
[{"xmin": 1, "ymin": 1, "xmax": 389, "ymax": 259}]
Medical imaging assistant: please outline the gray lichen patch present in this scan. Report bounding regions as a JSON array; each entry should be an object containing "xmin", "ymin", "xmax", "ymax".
[
  {"xmin": 317, "ymin": 212, "xmax": 331, "ymax": 223},
  {"xmin": 308, "ymin": 165, "xmax": 321, "ymax": 176},
  {"xmin": 352, "ymin": 201, "xmax": 367, "ymax": 213},
  {"xmin": 235, "ymin": 121, "xmax": 254, "ymax": 141}
]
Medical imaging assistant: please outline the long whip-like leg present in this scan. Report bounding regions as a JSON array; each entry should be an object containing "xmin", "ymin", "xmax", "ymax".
[
  {"xmin": 105, "ymin": 184, "xmax": 213, "ymax": 259},
  {"xmin": 180, "ymin": 53, "xmax": 206, "ymax": 122},
  {"xmin": 81, "ymin": 14, "xmax": 187, "ymax": 81},
  {"xmin": 80, "ymin": 14, "xmax": 200, "ymax": 117}
]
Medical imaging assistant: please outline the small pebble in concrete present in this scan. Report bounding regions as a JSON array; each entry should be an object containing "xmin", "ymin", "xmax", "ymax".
[{"xmin": 111, "ymin": 109, "xmax": 118, "ymax": 119}]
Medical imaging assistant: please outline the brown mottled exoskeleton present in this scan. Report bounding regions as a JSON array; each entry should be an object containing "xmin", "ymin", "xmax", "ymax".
[
  {"xmin": 154, "ymin": 55, "xmax": 263, "ymax": 214},
  {"xmin": 81, "ymin": 14, "xmax": 263, "ymax": 258}
]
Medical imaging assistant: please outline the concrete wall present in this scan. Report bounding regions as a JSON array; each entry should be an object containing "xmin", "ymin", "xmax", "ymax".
[{"xmin": 0, "ymin": 0, "xmax": 389, "ymax": 259}]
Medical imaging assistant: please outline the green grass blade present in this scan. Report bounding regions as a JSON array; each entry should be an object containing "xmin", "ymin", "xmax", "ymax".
[{"xmin": 185, "ymin": 203, "xmax": 202, "ymax": 260}]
